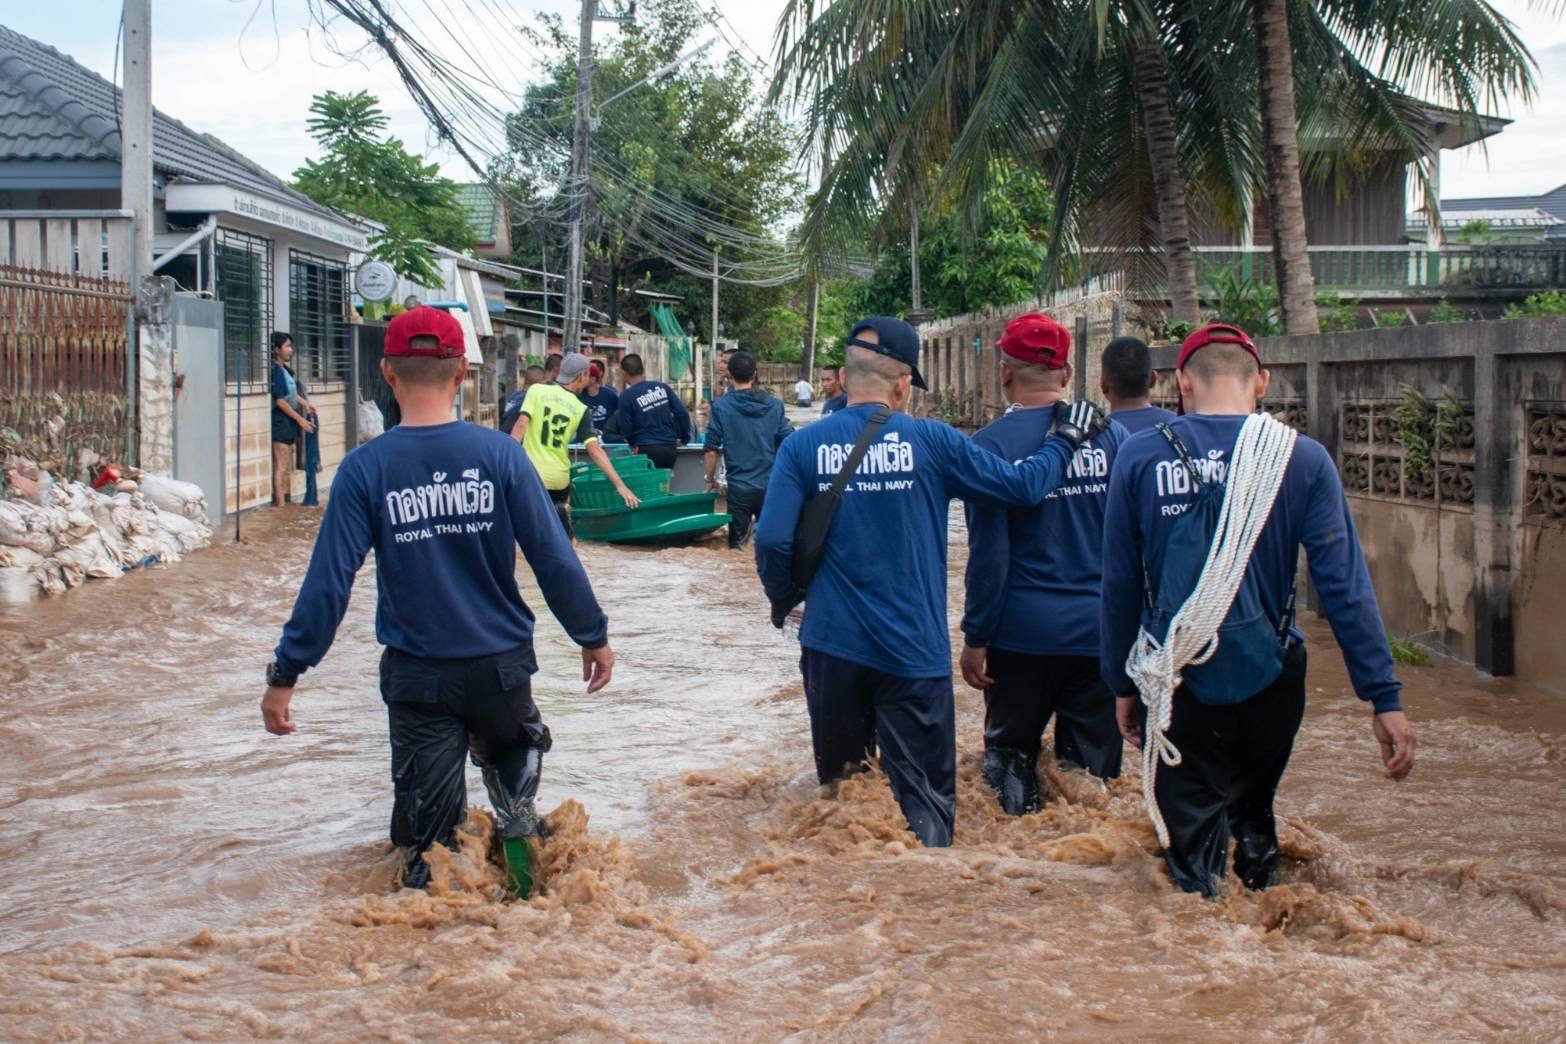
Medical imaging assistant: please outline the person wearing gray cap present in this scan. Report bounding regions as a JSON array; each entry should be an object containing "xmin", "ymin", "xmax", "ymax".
[
  {"xmin": 755, "ymin": 316, "xmax": 1110, "ymax": 847},
  {"xmin": 514, "ymin": 353, "xmax": 639, "ymax": 537}
]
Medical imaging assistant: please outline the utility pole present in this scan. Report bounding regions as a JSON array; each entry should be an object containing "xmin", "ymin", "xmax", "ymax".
[
  {"xmin": 561, "ymin": 0, "xmax": 594, "ymax": 355},
  {"xmin": 122, "ymin": 0, "xmax": 154, "ymax": 282},
  {"xmin": 700, "ymin": 246, "xmax": 716, "ymax": 408},
  {"xmin": 562, "ymin": 1, "xmax": 636, "ymax": 355},
  {"xmin": 123, "ymin": 0, "xmax": 174, "ymax": 476},
  {"xmin": 801, "ymin": 136, "xmax": 831, "ymax": 382}
]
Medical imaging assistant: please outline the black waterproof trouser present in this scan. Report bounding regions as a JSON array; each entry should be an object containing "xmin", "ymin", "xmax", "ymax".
[
  {"xmin": 1155, "ymin": 641, "xmax": 1308, "ymax": 897},
  {"xmin": 548, "ymin": 486, "xmax": 573, "ymax": 539},
  {"xmin": 800, "ymin": 648, "xmax": 956, "ymax": 847},
  {"xmin": 983, "ymin": 650, "xmax": 1123, "ymax": 800},
  {"xmin": 639, "ymin": 443, "xmax": 678, "ymax": 470},
  {"xmin": 381, "ymin": 644, "xmax": 552, "ymax": 889},
  {"xmin": 725, "ymin": 486, "xmax": 764, "ymax": 549}
]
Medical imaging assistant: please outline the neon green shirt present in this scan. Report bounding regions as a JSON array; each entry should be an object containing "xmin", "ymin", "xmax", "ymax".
[{"xmin": 520, "ymin": 381, "xmax": 596, "ymax": 490}]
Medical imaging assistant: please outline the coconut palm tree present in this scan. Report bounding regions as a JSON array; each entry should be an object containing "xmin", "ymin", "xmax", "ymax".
[{"xmin": 772, "ymin": 0, "xmax": 1536, "ymax": 334}]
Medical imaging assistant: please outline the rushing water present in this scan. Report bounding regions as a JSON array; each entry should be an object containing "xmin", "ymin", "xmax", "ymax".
[{"xmin": 1, "ymin": 504, "xmax": 1563, "ymax": 1040}]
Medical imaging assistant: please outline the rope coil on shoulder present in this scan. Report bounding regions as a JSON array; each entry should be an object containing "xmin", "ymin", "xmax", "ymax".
[{"xmin": 1124, "ymin": 413, "xmax": 1298, "ymax": 847}]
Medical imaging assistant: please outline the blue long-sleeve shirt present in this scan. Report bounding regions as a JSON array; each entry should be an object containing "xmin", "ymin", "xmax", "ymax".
[
  {"xmin": 705, "ymin": 388, "xmax": 794, "ymax": 494},
  {"xmin": 754, "ymin": 404, "xmax": 1079, "ymax": 679},
  {"xmin": 617, "ymin": 379, "xmax": 692, "ymax": 448},
  {"xmin": 962, "ymin": 404, "xmax": 1127, "ymax": 656},
  {"xmin": 274, "ymin": 421, "xmax": 608, "ymax": 678},
  {"xmin": 1098, "ymin": 414, "xmax": 1401, "ymax": 712},
  {"xmin": 1109, "ymin": 404, "xmax": 1176, "ymax": 434}
]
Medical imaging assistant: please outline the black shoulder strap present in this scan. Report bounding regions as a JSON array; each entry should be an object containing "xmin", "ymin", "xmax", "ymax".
[
  {"xmin": 830, "ymin": 407, "xmax": 892, "ymax": 495},
  {"xmin": 1155, "ymin": 422, "xmax": 1205, "ymax": 491}
]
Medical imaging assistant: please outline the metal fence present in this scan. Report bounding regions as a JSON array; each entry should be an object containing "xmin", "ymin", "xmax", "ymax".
[
  {"xmin": 1102, "ymin": 245, "xmax": 1566, "ymax": 298},
  {"xmin": 0, "ymin": 264, "xmax": 134, "ymax": 473}
]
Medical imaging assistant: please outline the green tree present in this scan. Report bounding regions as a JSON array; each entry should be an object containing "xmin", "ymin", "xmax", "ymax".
[
  {"xmin": 843, "ymin": 161, "xmax": 1054, "ymax": 321},
  {"xmin": 293, "ymin": 90, "xmax": 474, "ymax": 286},
  {"xmin": 496, "ymin": 0, "xmax": 801, "ymax": 341}
]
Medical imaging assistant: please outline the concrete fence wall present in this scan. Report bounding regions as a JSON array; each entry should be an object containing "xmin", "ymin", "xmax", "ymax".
[
  {"xmin": 912, "ymin": 276, "xmax": 1128, "ymax": 428},
  {"xmin": 1142, "ymin": 318, "xmax": 1566, "ymax": 691}
]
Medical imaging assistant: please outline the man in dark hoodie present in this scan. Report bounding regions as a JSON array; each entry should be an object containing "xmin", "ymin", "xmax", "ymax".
[{"xmin": 704, "ymin": 350, "xmax": 793, "ymax": 549}]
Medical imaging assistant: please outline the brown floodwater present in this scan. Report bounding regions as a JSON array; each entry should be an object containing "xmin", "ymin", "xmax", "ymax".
[{"xmin": 1, "ymin": 503, "xmax": 1563, "ymax": 1041}]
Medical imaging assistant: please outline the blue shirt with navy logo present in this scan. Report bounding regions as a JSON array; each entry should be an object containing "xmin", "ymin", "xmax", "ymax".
[
  {"xmin": 962, "ymin": 404, "xmax": 1127, "ymax": 657},
  {"xmin": 579, "ymin": 385, "xmax": 620, "ymax": 429},
  {"xmin": 274, "ymin": 421, "xmax": 608, "ymax": 678},
  {"xmin": 755, "ymin": 404, "xmax": 1077, "ymax": 679},
  {"xmin": 1109, "ymin": 404, "xmax": 1176, "ymax": 434},
  {"xmin": 617, "ymin": 379, "xmax": 692, "ymax": 448},
  {"xmin": 1099, "ymin": 413, "xmax": 1401, "ymax": 711}
]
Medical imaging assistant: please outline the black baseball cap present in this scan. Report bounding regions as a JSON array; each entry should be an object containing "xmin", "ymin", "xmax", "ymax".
[{"xmin": 847, "ymin": 316, "xmax": 928, "ymax": 390}]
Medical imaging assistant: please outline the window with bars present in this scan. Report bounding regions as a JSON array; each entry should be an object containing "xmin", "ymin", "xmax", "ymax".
[
  {"xmin": 289, "ymin": 249, "xmax": 352, "ymax": 388},
  {"xmin": 214, "ymin": 228, "xmax": 274, "ymax": 389}
]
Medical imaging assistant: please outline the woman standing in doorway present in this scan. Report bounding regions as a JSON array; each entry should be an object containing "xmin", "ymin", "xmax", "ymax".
[{"xmin": 270, "ymin": 332, "xmax": 315, "ymax": 507}]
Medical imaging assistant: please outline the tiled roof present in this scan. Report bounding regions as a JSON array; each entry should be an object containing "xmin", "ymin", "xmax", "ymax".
[
  {"xmin": 0, "ymin": 22, "xmax": 343, "ymax": 221},
  {"xmin": 456, "ymin": 183, "xmax": 502, "ymax": 243},
  {"xmin": 1442, "ymin": 183, "xmax": 1566, "ymax": 223}
]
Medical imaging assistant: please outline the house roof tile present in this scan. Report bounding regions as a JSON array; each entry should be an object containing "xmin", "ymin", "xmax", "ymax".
[{"xmin": 0, "ymin": 23, "xmax": 344, "ymax": 221}]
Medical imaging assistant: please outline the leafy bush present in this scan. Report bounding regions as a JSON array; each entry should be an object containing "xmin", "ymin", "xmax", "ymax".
[
  {"xmin": 1374, "ymin": 309, "xmax": 1411, "ymax": 328},
  {"xmin": 1147, "ymin": 315, "xmax": 1197, "ymax": 344},
  {"xmin": 1389, "ymin": 384, "xmax": 1463, "ymax": 478},
  {"xmin": 1387, "ymin": 634, "xmax": 1432, "ymax": 667},
  {"xmin": 1503, "ymin": 290, "xmax": 1566, "ymax": 319},
  {"xmin": 1315, "ymin": 292, "xmax": 1361, "ymax": 332},
  {"xmin": 1426, "ymin": 299, "xmax": 1466, "ymax": 324},
  {"xmin": 1204, "ymin": 266, "xmax": 1282, "ymax": 337}
]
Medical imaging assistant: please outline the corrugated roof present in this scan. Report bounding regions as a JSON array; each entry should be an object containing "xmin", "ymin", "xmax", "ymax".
[
  {"xmin": 1442, "ymin": 183, "xmax": 1566, "ymax": 223},
  {"xmin": 0, "ymin": 23, "xmax": 344, "ymax": 221},
  {"xmin": 456, "ymin": 183, "xmax": 502, "ymax": 242}
]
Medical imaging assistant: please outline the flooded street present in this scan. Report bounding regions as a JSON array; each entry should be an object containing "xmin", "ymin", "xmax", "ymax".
[{"xmin": 1, "ymin": 505, "xmax": 1564, "ymax": 1040}]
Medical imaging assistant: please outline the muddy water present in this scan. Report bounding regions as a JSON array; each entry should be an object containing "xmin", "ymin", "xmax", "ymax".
[{"xmin": 1, "ymin": 506, "xmax": 1564, "ymax": 1040}]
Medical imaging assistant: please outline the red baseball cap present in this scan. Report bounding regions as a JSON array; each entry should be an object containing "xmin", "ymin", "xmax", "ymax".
[
  {"xmin": 997, "ymin": 313, "xmax": 1071, "ymax": 368},
  {"xmin": 385, "ymin": 306, "xmax": 466, "ymax": 358},
  {"xmin": 1176, "ymin": 323, "xmax": 1260, "ymax": 370}
]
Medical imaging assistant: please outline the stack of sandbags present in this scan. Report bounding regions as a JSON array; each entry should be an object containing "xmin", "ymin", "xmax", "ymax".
[{"xmin": 0, "ymin": 461, "xmax": 215, "ymax": 602}]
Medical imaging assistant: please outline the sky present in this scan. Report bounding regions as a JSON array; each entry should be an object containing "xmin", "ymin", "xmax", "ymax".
[{"xmin": 5, "ymin": 0, "xmax": 1565, "ymax": 202}]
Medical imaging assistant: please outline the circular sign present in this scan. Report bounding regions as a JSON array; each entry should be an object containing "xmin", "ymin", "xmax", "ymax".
[{"xmin": 355, "ymin": 260, "xmax": 398, "ymax": 303}]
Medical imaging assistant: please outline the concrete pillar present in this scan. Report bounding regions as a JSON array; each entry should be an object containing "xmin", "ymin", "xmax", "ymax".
[
  {"xmin": 137, "ymin": 276, "xmax": 176, "ymax": 475},
  {"xmin": 1471, "ymin": 340, "xmax": 1514, "ymax": 675}
]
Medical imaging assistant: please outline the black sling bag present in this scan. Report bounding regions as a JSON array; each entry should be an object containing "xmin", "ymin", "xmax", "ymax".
[{"xmin": 770, "ymin": 406, "xmax": 892, "ymax": 628}]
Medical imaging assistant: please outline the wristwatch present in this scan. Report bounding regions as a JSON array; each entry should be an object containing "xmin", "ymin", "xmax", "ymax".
[{"xmin": 265, "ymin": 662, "xmax": 298, "ymax": 688}]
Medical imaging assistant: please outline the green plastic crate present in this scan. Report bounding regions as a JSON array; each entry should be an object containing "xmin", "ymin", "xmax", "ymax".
[
  {"xmin": 570, "ymin": 469, "xmax": 670, "ymax": 511},
  {"xmin": 570, "ymin": 454, "xmax": 657, "ymax": 482},
  {"xmin": 572, "ymin": 492, "xmax": 730, "ymax": 544}
]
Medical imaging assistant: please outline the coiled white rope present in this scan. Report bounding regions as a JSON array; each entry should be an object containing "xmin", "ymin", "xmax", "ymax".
[{"xmin": 1124, "ymin": 413, "xmax": 1298, "ymax": 846}]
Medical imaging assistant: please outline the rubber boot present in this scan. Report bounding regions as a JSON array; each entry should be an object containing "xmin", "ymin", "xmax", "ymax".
[
  {"xmin": 479, "ymin": 746, "xmax": 544, "ymax": 897},
  {"xmin": 982, "ymin": 747, "xmax": 1040, "ymax": 816}
]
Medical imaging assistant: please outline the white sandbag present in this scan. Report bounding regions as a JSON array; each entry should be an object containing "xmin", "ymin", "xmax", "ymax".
[
  {"xmin": 0, "ymin": 500, "xmax": 56, "ymax": 554},
  {"xmin": 0, "ymin": 565, "xmax": 34, "ymax": 603},
  {"xmin": 0, "ymin": 546, "xmax": 44, "ymax": 569},
  {"xmin": 151, "ymin": 510, "xmax": 212, "ymax": 553},
  {"xmin": 50, "ymin": 529, "xmax": 122, "ymax": 580},
  {"xmin": 138, "ymin": 474, "xmax": 209, "ymax": 520},
  {"xmin": 357, "ymin": 399, "xmax": 384, "ymax": 444}
]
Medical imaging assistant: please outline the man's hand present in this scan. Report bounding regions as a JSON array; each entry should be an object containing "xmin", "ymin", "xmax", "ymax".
[
  {"xmin": 299, "ymin": 418, "xmax": 316, "ymax": 435},
  {"xmin": 1373, "ymin": 710, "xmax": 1415, "ymax": 779},
  {"xmin": 582, "ymin": 644, "xmax": 615, "ymax": 694},
  {"xmin": 261, "ymin": 686, "xmax": 296, "ymax": 735},
  {"xmin": 1054, "ymin": 401, "xmax": 1108, "ymax": 448},
  {"xmin": 617, "ymin": 484, "xmax": 641, "ymax": 509},
  {"xmin": 959, "ymin": 645, "xmax": 992, "ymax": 691},
  {"xmin": 1116, "ymin": 696, "xmax": 1143, "ymax": 751}
]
